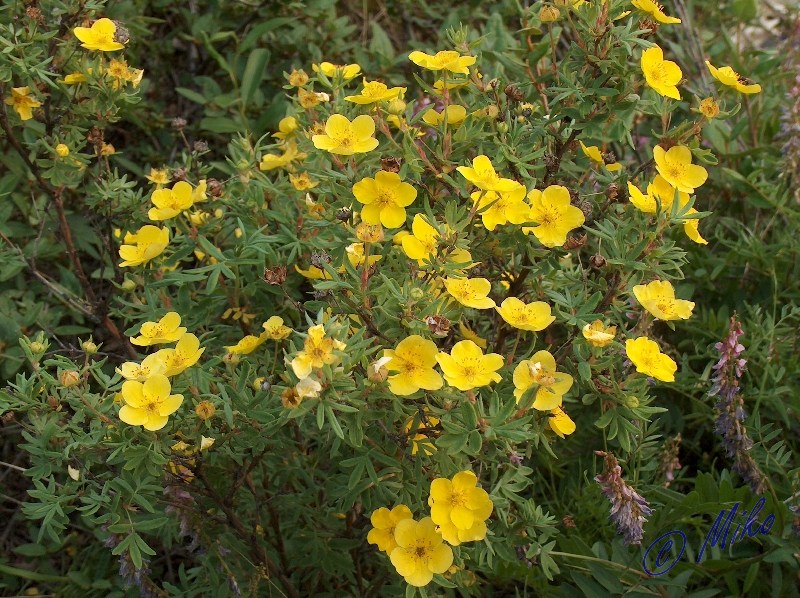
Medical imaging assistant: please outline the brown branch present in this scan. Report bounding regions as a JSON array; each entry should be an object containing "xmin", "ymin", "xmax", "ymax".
[{"xmin": 195, "ymin": 464, "xmax": 298, "ymax": 598}]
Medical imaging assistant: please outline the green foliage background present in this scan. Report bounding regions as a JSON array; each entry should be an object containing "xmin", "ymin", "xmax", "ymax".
[{"xmin": 1, "ymin": 0, "xmax": 799, "ymax": 596}]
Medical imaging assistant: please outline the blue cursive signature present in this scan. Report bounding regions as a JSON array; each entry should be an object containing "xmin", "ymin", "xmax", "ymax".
[{"xmin": 642, "ymin": 497, "xmax": 775, "ymax": 576}]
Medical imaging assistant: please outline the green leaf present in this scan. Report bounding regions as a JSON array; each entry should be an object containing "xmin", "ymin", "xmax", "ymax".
[
  {"xmin": 240, "ymin": 49, "xmax": 270, "ymax": 105},
  {"xmin": 175, "ymin": 87, "xmax": 208, "ymax": 105}
]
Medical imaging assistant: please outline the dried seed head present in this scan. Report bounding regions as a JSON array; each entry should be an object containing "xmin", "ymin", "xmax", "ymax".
[
  {"xmin": 424, "ymin": 314, "xmax": 451, "ymax": 337},
  {"xmin": 172, "ymin": 167, "xmax": 187, "ymax": 181},
  {"xmin": 193, "ymin": 140, "xmax": 209, "ymax": 153},
  {"xmin": 263, "ymin": 265, "xmax": 287, "ymax": 285},
  {"xmin": 606, "ymin": 182, "xmax": 620, "ymax": 201},
  {"xmin": 602, "ymin": 151, "xmax": 617, "ymax": 165},
  {"xmin": 336, "ymin": 207, "xmax": 353, "ymax": 222},
  {"xmin": 563, "ymin": 233, "xmax": 587, "ymax": 250},
  {"xmin": 312, "ymin": 289, "xmax": 331, "ymax": 300},
  {"xmin": 380, "ymin": 156, "xmax": 403, "ymax": 173},
  {"xmin": 195, "ymin": 400, "xmax": 216, "ymax": 420},
  {"xmin": 544, "ymin": 152, "xmax": 558, "ymax": 172},
  {"xmin": 562, "ymin": 515, "xmax": 576, "ymax": 528},
  {"xmin": 207, "ymin": 178, "xmax": 224, "ymax": 197},
  {"xmin": 589, "ymin": 253, "xmax": 607, "ymax": 269},
  {"xmin": 171, "ymin": 117, "xmax": 187, "ymax": 130},
  {"xmin": 578, "ymin": 199, "xmax": 593, "ymax": 221},
  {"xmin": 309, "ymin": 251, "xmax": 331, "ymax": 269},
  {"xmin": 112, "ymin": 22, "xmax": 130, "ymax": 44},
  {"xmin": 641, "ymin": 18, "xmax": 658, "ymax": 36},
  {"xmin": 25, "ymin": 6, "xmax": 43, "ymax": 22},
  {"xmin": 504, "ymin": 84, "xmax": 524, "ymax": 102}
]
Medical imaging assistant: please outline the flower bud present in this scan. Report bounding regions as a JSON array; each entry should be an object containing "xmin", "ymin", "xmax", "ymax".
[
  {"xmin": 55, "ymin": 144, "xmax": 70, "ymax": 157},
  {"xmin": 59, "ymin": 370, "xmax": 81, "ymax": 388},
  {"xmin": 30, "ymin": 341, "xmax": 46, "ymax": 354},
  {"xmin": 81, "ymin": 340, "xmax": 98, "ymax": 355},
  {"xmin": 121, "ymin": 278, "xmax": 136, "ymax": 291},
  {"xmin": 409, "ymin": 287, "xmax": 425, "ymax": 300},
  {"xmin": 386, "ymin": 98, "xmax": 406, "ymax": 115},
  {"xmin": 540, "ymin": 6, "xmax": 561, "ymax": 23},
  {"xmin": 497, "ymin": 122, "xmax": 509, "ymax": 134},
  {"xmin": 624, "ymin": 395, "xmax": 640, "ymax": 409}
]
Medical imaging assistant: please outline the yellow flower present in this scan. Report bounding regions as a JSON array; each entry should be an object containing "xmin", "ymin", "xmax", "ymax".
[
  {"xmin": 130, "ymin": 312, "xmax": 186, "ymax": 346},
  {"xmin": 353, "ymin": 171, "xmax": 417, "ymax": 228},
  {"xmin": 200, "ymin": 435, "xmax": 215, "ymax": 450},
  {"xmin": 288, "ymin": 69, "xmax": 309, "ymax": 87},
  {"xmin": 408, "ymin": 50, "xmax": 476, "ymax": 75},
  {"xmin": 225, "ymin": 333, "xmax": 269, "ymax": 355},
  {"xmin": 458, "ymin": 320, "xmax": 487, "ymax": 349},
  {"xmin": 401, "ymin": 214, "xmax": 440, "ymax": 265},
  {"xmin": 289, "ymin": 172, "xmax": 318, "ymax": 190},
  {"xmin": 312, "ymin": 114, "xmax": 379, "ymax": 155},
  {"xmin": 106, "ymin": 58, "xmax": 132, "ymax": 89},
  {"xmin": 641, "ymin": 46, "xmax": 682, "ymax": 100},
  {"xmin": 625, "ymin": 337, "xmax": 677, "ymax": 382},
  {"xmin": 273, "ymin": 116, "xmax": 299, "ymax": 140},
  {"xmin": 146, "ymin": 168, "xmax": 170, "ymax": 186},
  {"xmin": 680, "ymin": 209, "xmax": 708, "ymax": 245},
  {"xmin": 513, "ymin": 351, "xmax": 573, "ymax": 410},
  {"xmin": 148, "ymin": 181, "xmax": 196, "ymax": 221},
  {"xmin": 581, "ymin": 320, "xmax": 616, "ymax": 347},
  {"xmin": 428, "ymin": 471, "xmax": 494, "ymax": 546},
  {"xmin": 404, "ymin": 411, "xmax": 440, "ymax": 456},
  {"xmin": 118, "ymin": 375, "xmax": 183, "ymax": 431},
  {"xmin": 457, "ymin": 155, "xmax": 519, "ymax": 192},
  {"xmin": 259, "ymin": 141, "xmax": 306, "ymax": 171},
  {"xmin": 99, "ymin": 143, "xmax": 115, "ymax": 156},
  {"xmin": 495, "ymin": 297, "xmax": 555, "ymax": 331},
  {"xmin": 263, "ymin": 316, "xmax": 292, "ymax": 340},
  {"xmin": 55, "ymin": 144, "xmax": 70, "ymax": 157},
  {"xmin": 312, "ymin": 62, "xmax": 362, "ymax": 81},
  {"xmin": 422, "ymin": 104, "xmax": 467, "ymax": 127},
  {"xmin": 433, "ymin": 78, "xmax": 470, "ymax": 94},
  {"xmin": 525, "ymin": 185, "xmax": 586, "ymax": 248},
  {"xmin": 367, "ymin": 505, "xmax": 413, "ymax": 553},
  {"xmin": 471, "ymin": 183, "xmax": 530, "ymax": 231},
  {"xmin": 653, "ymin": 145, "xmax": 708, "ymax": 193},
  {"xmin": 345, "ymin": 79, "xmax": 406, "ymax": 104},
  {"xmin": 384, "ymin": 335, "xmax": 443, "ymax": 396},
  {"xmin": 295, "ymin": 376, "xmax": 323, "ymax": 399},
  {"xmin": 436, "ymin": 340, "xmax": 503, "ymax": 391},
  {"xmin": 290, "ymin": 325, "xmax": 345, "ymax": 379},
  {"xmin": 627, "ymin": 181, "xmax": 657, "ymax": 214},
  {"xmin": 115, "ymin": 353, "xmax": 168, "ymax": 381},
  {"xmin": 443, "ymin": 277, "xmax": 495, "ymax": 309},
  {"xmin": 549, "ymin": 406, "xmax": 576, "ymax": 438},
  {"xmin": 699, "ymin": 97, "xmax": 720, "ymax": 119},
  {"xmin": 118, "ymin": 225, "xmax": 169, "ymax": 267},
  {"xmin": 156, "ymin": 333, "xmax": 205, "ymax": 376},
  {"xmin": 4, "ymin": 87, "xmax": 41, "ymax": 121},
  {"xmin": 389, "ymin": 517, "xmax": 453, "ymax": 587},
  {"xmin": 633, "ymin": 280, "xmax": 695, "ymax": 320},
  {"xmin": 62, "ymin": 72, "xmax": 87, "ymax": 85},
  {"xmin": 73, "ymin": 18, "xmax": 125, "ymax": 52},
  {"xmin": 706, "ymin": 61, "xmax": 761, "ymax": 94},
  {"xmin": 579, "ymin": 141, "xmax": 622, "ymax": 172},
  {"xmin": 631, "ymin": 0, "xmax": 681, "ymax": 24},
  {"xmin": 345, "ymin": 242, "xmax": 382, "ymax": 270}
]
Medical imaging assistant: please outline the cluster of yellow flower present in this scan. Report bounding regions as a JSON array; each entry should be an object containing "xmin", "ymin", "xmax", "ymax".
[
  {"xmin": 114, "ymin": 312, "xmax": 204, "ymax": 430},
  {"xmin": 117, "ymin": 175, "xmax": 208, "ymax": 267},
  {"xmin": 368, "ymin": 470, "xmax": 493, "ymax": 587}
]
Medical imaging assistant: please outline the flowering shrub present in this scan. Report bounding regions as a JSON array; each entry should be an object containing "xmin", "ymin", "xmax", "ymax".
[{"xmin": 1, "ymin": 0, "xmax": 799, "ymax": 596}]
